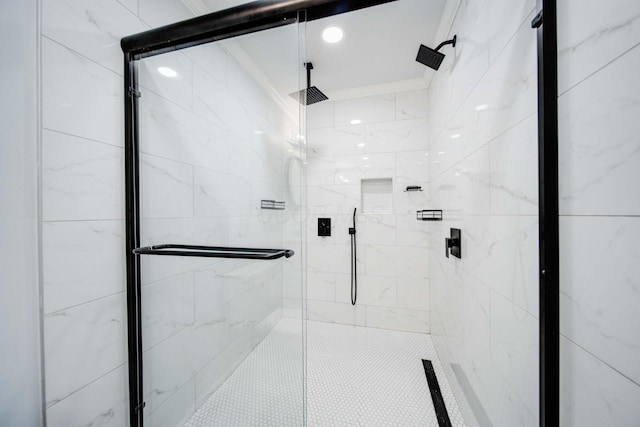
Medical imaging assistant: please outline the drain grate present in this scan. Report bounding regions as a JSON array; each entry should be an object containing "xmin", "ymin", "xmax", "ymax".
[{"xmin": 422, "ymin": 359, "xmax": 452, "ymax": 427}]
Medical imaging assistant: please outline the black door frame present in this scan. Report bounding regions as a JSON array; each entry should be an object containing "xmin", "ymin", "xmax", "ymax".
[
  {"xmin": 121, "ymin": 1, "xmax": 559, "ymax": 425},
  {"xmin": 533, "ymin": 1, "xmax": 559, "ymax": 426}
]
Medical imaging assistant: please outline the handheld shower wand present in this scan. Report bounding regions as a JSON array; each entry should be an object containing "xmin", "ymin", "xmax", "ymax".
[{"xmin": 349, "ymin": 208, "xmax": 357, "ymax": 305}]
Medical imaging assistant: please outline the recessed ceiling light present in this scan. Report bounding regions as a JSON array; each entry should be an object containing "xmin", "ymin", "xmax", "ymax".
[
  {"xmin": 438, "ymin": 151, "xmax": 445, "ymax": 155},
  {"xmin": 322, "ymin": 27, "xmax": 343, "ymax": 43},
  {"xmin": 350, "ymin": 119, "xmax": 361, "ymax": 125},
  {"xmin": 362, "ymin": 156, "xmax": 369, "ymax": 160},
  {"xmin": 451, "ymin": 134, "xmax": 461, "ymax": 139},
  {"xmin": 475, "ymin": 104, "xmax": 489, "ymax": 111},
  {"xmin": 357, "ymin": 143, "xmax": 365, "ymax": 148},
  {"xmin": 157, "ymin": 66, "xmax": 178, "ymax": 78},
  {"xmin": 254, "ymin": 130, "xmax": 264, "ymax": 135}
]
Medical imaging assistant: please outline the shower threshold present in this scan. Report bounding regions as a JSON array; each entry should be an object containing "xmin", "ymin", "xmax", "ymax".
[{"xmin": 183, "ymin": 319, "xmax": 465, "ymax": 426}]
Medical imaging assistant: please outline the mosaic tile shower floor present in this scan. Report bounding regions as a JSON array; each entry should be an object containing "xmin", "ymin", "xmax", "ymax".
[{"xmin": 185, "ymin": 318, "xmax": 465, "ymax": 426}]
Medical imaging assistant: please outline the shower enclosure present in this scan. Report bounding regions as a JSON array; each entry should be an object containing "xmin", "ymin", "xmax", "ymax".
[{"xmin": 121, "ymin": 1, "xmax": 559, "ymax": 426}]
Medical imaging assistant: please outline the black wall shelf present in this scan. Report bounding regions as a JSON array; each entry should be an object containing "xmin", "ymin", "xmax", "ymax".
[
  {"xmin": 417, "ymin": 210, "xmax": 443, "ymax": 221},
  {"xmin": 261, "ymin": 200, "xmax": 286, "ymax": 210}
]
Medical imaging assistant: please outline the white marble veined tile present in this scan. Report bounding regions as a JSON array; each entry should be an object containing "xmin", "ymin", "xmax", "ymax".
[
  {"xmin": 307, "ymin": 271, "xmax": 337, "ymax": 302},
  {"xmin": 228, "ymin": 216, "xmax": 284, "ymax": 248},
  {"xmin": 334, "ymin": 152, "xmax": 395, "ymax": 184},
  {"xmin": 43, "ymin": 220, "xmax": 125, "ymax": 314},
  {"xmin": 306, "ymin": 156, "xmax": 335, "ymax": 186},
  {"xmin": 193, "ymin": 261, "xmax": 248, "ymax": 320},
  {"xmin": 193, "ymin": 167, "xmax": 251, "ymax": 217},
  {"xmin": 147, "ymin": 378, "xmax": 196, "ymax": 427},
  {"xmin": 139, "ymin": 89, "xmax": 188, "ymax": 154},
  {"xmin": 143, "ymin": 328, "xmax": 195, "ymax": 413},
  {"xmin": 358, "ymin": 275, "xmax": 397, "ymax": 308},
  {"xmin": 307, "ymin": 300, "xmax": 366, "ymax": 326},
  {"xmin": 470, "ymin": 355, "xmax": 538, "ymax": 427},
  {"xmin": 307, "ymin": 101, "xmax": 334, "ymax": 129},
  {"xmin": 140, "ymin": 51, "xmax": 194, "ymax": 110},
  {"xmin": 333, "ymin": 273, "xmax": 353, "ymax": 305},
  {"xmin": 396, "ymin": 277, "xmax": 429, "ymax": 311},
  {"xmin": 42, "ymin": 130, "xmax": 123, "ymax": 221},
  {"xmin": 44, "ymin": 292, "xmax": 127, "ymax": 407},
  {"xmin": 365, "ymin": 245, "xmax": 428, "ymax": 279},
  {"xmin": 142, "ymin": 271, "xmax": 195, "ymax": 351},
  {"xmin": 226, "ymin": 55, "xmax": 271, "ymax": 118},
  {"xmin": 560, "ymin": 336, "xmax": 640, "ymax": 427},
  {"xmin": 42, "ymin": 0, "xmax": 148, "ymax": 75},
  {"xmin": 140, "ymin": 153, "xmax": 193, "ymax": 219},
  {"xmin": 189, "ymin": 306, "xmax": 232, "ymax": 373},
  {"xmin": 557, "ymin": 0, "xmax": 640, "ymax": 93},
  {"xmin": 428, "ymin": 112, "xmax": 465, "ymax": 179},
  {"xmin": 490, "ymin": 291, "xmax": 539, "ymax": 417},
  {"xmin": 462, "ymin": 13, "xmax": 537, "ymax": 157},
  {"xmin": 490, "ymin": 114, "xmax": 538, "ymax": 215},
  {"xmin": 194, "ymin": 330, "xmax": 253, "ymax": 408},
  {"xmin": 306, "ymin": 184, "xmax": 360, "ymax": 215},
  {"xmin": 559, "ymin": 216, "xmax": 640, "ymax": 385},
  {"xmin": 138, "ymin": 0, "xmax": 193, "ymax": 28},
  {"xmin": 365, "ymin": 306, "xmax": 429, "ymax": 333},
  {"xmin": 463, "ymin": 215, "xmax": 539, "ymax": 316},
  {"xmin": 334, "ymin": 93, "xmax": 396, "ymax": 127},
  {"xmin": 558, "ymin": 43, "xmax": 640, "ymax": 216},
  {"xmin": 46, "ymin": 363, "xmax": 128, "ymax": 427},
  {"xmin": 395, "ymin": 150, "xmax": 430, "ymax": 183},
  {"xmin": 396, "ymin": 89, "xmax": 428, "ymax": 120},
  {"xmin": 307, "ymin": 124, "xmax": 365, "ymax": 158},
  {"xmin": 357, "ymin": 214, "xmax": 397, "ymax": 246},
  {"xmin": 184, "ymin": 42, "xmax": 227, "ymax": 86},
  {"xmin": 193, "ymin": 64, "xmax": 249, "ymax": 134},
  {"xmin": 117, "ymin": 0, "xmax": 137, "ymax": 14},
  {"xmin": 459, "ymin": 144, "xmax": 491, "ymax": 216},
  {"xmin": 306, "ymin": 243, "xmax": 362, "ymax": 276},
  {"xmin": 42, "ymin": 38, "xmax": 123, "ymax": 146},
  {"xmin": 365, "ymin": 118, "xmax": 428, "ymax": 153},
  {"xmin": 486, "ymin": 0, "xmax": 536, "ymax": 64},
  {"xmin": 181, "ymin": 113, "xmax": 230, "ymax": 173},
  {"xmin": 393, "ymin": 181, "xmax": 430, "ymax": 215},
  {"xmin": 429, "ymin": 171, "xmax": 463, "ymax": 215},
  {"xmin": 396, "ymin": 214, "xmax": 430, "ymax": 247}
]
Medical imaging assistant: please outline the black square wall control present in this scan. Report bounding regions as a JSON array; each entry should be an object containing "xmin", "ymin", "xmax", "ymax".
[{"xmin": 318, "ymin": 218, "xmax": 331, "ymax": 237}]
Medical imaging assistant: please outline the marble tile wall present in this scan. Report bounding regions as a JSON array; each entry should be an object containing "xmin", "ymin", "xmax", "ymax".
[
  {"xmin": 305, "ymin": 89, "xmax": 431, "ymax": 333},
  {"xmin": 40, "ymin": 1, "xmax": 302, "ymax": 425},
  {"xmin": 427, "ymin": 0, "xmax": 540, "ymax": 426},
  {"xmin": 557, "ymin": 0, "xmax": 640, "ymax": 424}
]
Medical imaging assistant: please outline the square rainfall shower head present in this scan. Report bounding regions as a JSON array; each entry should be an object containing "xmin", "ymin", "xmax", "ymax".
[
  {"xmin": 416, "ymin": 44, "xmax": 445, "ymax": 70},
  {"xmin": 290, "ymin": 86, "xmax": 329, "ymax": 106}
]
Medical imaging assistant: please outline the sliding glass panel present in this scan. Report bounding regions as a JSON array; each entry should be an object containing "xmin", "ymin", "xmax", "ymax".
[{"xmin": 136, "ymin": 15, "xmax": 305, "ymax": 426}]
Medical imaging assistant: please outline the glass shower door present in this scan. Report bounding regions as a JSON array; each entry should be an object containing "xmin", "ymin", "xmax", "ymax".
[{"xmin": 135, "ymin": 17, "xmax": 306, "ymax": 426}]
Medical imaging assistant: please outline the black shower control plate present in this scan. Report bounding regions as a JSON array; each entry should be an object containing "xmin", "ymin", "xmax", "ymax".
[{"xmin": 318, "ymin": 218, "xmax": 331, "ymax": 237}]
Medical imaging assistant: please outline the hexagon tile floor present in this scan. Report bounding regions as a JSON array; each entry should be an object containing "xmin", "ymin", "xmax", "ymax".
[{"xmin": 184, "ymin": 318, "xmax": 465, "ymax": 426}]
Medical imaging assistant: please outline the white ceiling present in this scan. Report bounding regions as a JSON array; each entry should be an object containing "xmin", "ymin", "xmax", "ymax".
[{"xmin": 192, "ymin": 0, "xmax": 447, "ymax": 98}]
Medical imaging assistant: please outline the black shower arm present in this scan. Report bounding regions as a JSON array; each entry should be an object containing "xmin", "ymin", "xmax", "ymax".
[
  {"xmin": 305, "ymin": 62, "xmax": 314, "ymax": 89},
  {"xmin": 435, "ymin": 35, "xmax": 457, "ymax": 52}
]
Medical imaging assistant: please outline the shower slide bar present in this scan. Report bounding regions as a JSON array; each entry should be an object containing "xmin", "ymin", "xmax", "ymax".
[{"xmin": 132, "ymin": 244, "xmax": 294, "ymax": 260}]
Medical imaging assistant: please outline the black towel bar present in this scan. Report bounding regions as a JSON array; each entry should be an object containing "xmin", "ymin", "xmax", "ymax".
[{"xmin": 132, "ymin": 244, "xmax": 294, "ymax": 260}]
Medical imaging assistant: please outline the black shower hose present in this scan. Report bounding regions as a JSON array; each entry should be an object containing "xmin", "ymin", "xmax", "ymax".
[{"xmin": 350, "ymin": 207, "xmax": 357, "ymax": 305}]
